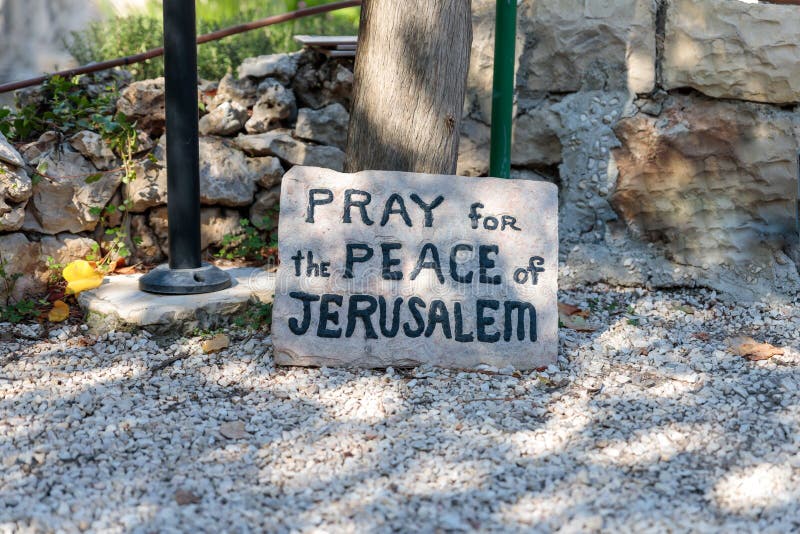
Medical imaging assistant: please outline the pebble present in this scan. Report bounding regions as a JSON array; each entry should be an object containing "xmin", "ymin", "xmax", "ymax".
[{"xmin": 0, "ymin": 285, "xmax": 798, "ymax": 531}]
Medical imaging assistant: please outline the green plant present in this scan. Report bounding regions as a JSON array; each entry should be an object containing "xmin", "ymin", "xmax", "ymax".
[
  {"xmin": 215, "ymin": 218, "xmax": 277, "ymax": 262},
  {"xmin": 0, "ymin": 258, "xmax": 41, "ymax": 324},
  {"xmin": 44, "ymin": 256, "xmax": 66, "ymax": 285},
  {"xmin": 233, "ymin": 302, "xmax": 273, "ymax": 331},
  {"xmin": 67, "ymin": 0, "xmax": 360, "ymax": 81}
]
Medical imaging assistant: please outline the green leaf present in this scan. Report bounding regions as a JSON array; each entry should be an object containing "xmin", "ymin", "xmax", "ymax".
[{"xmin": 85, "ymin": 173, "xmax": 104, "ymax": 184}]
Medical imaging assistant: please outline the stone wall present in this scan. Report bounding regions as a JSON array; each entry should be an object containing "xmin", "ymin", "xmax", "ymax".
[
  {"xmin": 2, "ymin": 0, "xmax": 800, "ymax": 302},
  {"xmin": 463, "ymin": 0, "xmax": 800, "ymax": 302}
]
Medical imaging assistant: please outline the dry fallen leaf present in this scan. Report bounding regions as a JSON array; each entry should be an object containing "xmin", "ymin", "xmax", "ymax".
[
  {"xmin": 219, "ymin": 421, "xmax": 249, "ymax": 440},
  {"xmin": 558, "ymin": 302, "xmax": 590, "ymax": 318},
  {"xmin": 47, "ymin": 300, "xmax": 70, "ymax": 323},
  {"xmin": 728, "ymin": 336, "xmax": 784, "ymax": 361},
  {"xmin": 693, "ymin": 332, "xmax": 711, "ymax": 342},
  {"xmin": 559, "ymin": 314, "xmax": 598, "ymax": 332},
  {"xmin": 558, "ymin": 302, "xmax": 597, "ymax": 331},
  {"xmin": 114, "ymin": 265, "xmax": 139, "ymax": 275},
  {"xmin": 201, "ymin": 333, "xmax": 230, "ymax": 354},
  {"xmin": 174, "ymin": 489, "xmax": 201, "ymax": 505}
]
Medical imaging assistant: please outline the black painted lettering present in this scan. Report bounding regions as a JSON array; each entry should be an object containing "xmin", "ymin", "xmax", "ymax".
[
  {"xmin": 317, "ymin": 294, "xmax": 343, "ymax": 338},
  {"xmin": 344, "ymin": 244, "xmax": 374, "ymax": 279},
  {"xmin": 477, "ymin": 299, "xmax": 501, "ymax": 343},
  {"xmin": 501, "ymin": 215, "xmax": 521, "ymax": 231},
  {"xmin": 479, "ymin": 245, "xmax": 502, "ymax": 285},
  {"xmin": 424, "ymin": 300, "xmax": 452, "ymax": 339},
  {"xmin": 449, "ymin": 244, "xmax": 474, "ymax": 284},
  {"xmin": 380, "ymin": 194, "xmax": 412, "ymax": 227},
  {"xmin": 343, "ymin": 189, "xmax": 374, "ymax": 225},
  {"xmin": 409, "ymin": 194, "xmax": 445, "ymax": 227},
  {"xmin": 504, "ymin": 301, "xmax": 537, "ymax": 342},
  {"xmin": 402, "ymin": 297, "xmax": 426, "ymax": 338},
  {"xmin": 379, "ymin": 296, "xmax": 403, "ymax": 337},
  {"xmin": 288, "ymin": 292, "xmax": 320, "ymax": 335},
  {"xmin": 306, "ymin": 189, "xmax": 333, "ymax": 223},
  {"xmin": 483, "ymin": 216, "xmax": 499, "ymax": 230},
  {"xmin": 381, "ymin": 243, "xmax": 403, "ymax": 280},
  {"xmin": 454, "ymin": 302, "xmax": 474, "ymax": 343},
  {"xmin": 346, "ymin": 295, "xmax": 378, "ymax": 339},
  {"xmin": 409, "ymin": 243, "xmax": 445, "ymax": 283},
  {"xmin": 291, "ymin": 250, "xmax": 303, "ymax": 277},
  {"xmin": 468, "ymin": 203, "xmax": 483, "ymax": 229},
  {"xmin": 305, "ymin": 250, "xmax": 319, "ymax": 277},
  {"xmin": 320, "ymin": 262, "xmax": 331, "ymax": 277}
]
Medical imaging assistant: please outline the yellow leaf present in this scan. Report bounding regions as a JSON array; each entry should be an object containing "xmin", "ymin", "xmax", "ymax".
[
  {"xmin": 63, "ymin": 260, "xmax": 104, "ymax": 295},
  {"xmin": 48, "ymin": 300, "xmax": 70, "ymax": 322}
]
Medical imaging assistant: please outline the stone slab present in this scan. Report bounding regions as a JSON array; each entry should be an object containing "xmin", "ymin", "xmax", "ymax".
[
  {"xmin": 664, "ymin": 0, "xmax": 800, "ymax": 104},
  {"xmin": 78, "ymin": 267, "xmax": 275, "ymax": 334},
  {"xmin": 272, "ymin": 167, "xmax": 559, "ymax": 370}
]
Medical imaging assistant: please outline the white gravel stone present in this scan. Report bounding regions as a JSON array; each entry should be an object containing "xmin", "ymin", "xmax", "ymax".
[{"xmin": 0, "ymin": 284, "xmax": 798, "ymax": 531}]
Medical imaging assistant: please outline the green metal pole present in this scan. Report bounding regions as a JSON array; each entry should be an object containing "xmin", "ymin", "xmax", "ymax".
[{"xmin": 489, "ymin": 0, "xmax": 517, "ymax": 178}]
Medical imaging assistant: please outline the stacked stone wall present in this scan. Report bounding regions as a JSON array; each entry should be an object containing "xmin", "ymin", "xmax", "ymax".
[{"xmin": 1, "ymin": 0, "xmax": 799, "ymax": 301}]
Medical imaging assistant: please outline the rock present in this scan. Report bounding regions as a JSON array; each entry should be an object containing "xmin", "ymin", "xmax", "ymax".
[
  {"xmin": 22, "ymin": 147, "xmax": 121, "ymax": 234},
  {"xmin": 235, "ymin": 131, "xmax": 345, "ymax": 171},
  {"xmin": 0, "ymin": 233, "xmax": 96, "ymax": 300},
  {"xmin": 130, "ymin": 214, "xmax": 164, "ymax": 264},
  {"xmin": 0, "ymin": 131, "xmax": 24, "ymax": 167},
  {"xmin": 515, "ymin": 0, "xmax": 656, "ymax": 95},
  {"xmin": 19, "ymin": 131, "xmax": 60, "ymax": 165},
  {"xmin": 199, "ymin": 207, "xmax": 243, "ymax": 250},
  {"xmin": 465, "ymin": 0, "xmax": 500, "ymax": 122},
  {"xmin": 0, "ymin": 162, "xmax": 32, "ymax": 232},
  {"xmin": 39, "ymin": 234, "xmax": 97, "ymax": 271},
  {"xmin": 245, "ymin": 79, "xmax": 297, "ymax": 134},
  {"xmin": 69, "ymin": 130, "xmax": 117, "ymax": 170},
  {"xmin": 511, "ymin": 108, "xmax": 563, "ymax": 167},
  {"xmin": 272, "ymin": 166, "xmax": 559, "ymax": 370},
  {"xmin": 252, "ymin": 156, "xmax": 284, "ymax": 190},
  {"xmin": 249, "ymin": 186, "xmax": 280, "ymax": 230},
  {"xmin": 198, "ymin": 137, "xmax": 271, "ymax": 206},
  {"xmin": 457, "ymin": 118, "xmax": 490, "ymax": 177},
  {"xmin": 126, "ymin": 160, "xmax": 167, "ymax": 212},
  {"xmin": 213, "ymin": 73, "xmax": 259, "ymax": 109},
  {"xmin": 294, "ymin": 103, "xmax": 349, "ymax": 149},
  {"xmin": 78, "ymin": 267, "xmax": 273, "ymax": 334},
  {"xmin": 149, "ymin": 206, "xmax": 242, "ymax": 252},
  {"xmin": 199, "ymin": 101, "xmax": 248, "ymax": 136},
  {"xmin": 237, "ymin": 52, "xmax": 300, "ymax": 83},
  {"xmin": 116, "ymin": 78, "xmax": 166, "ymax": 136},
  {"xmin": 611, "ymin": 94, "xmax": 797, "ymax": 267},
  {"xmin": 664, "ymin": 0, "xmax": 800, "ymax": 105},
  {"xmin": 0, "ymin": 233, "xmax": 41, "ymax": 300},
  {"xmin": 292, "ymin": 51, "xmax": 354, "ymax": 110}
]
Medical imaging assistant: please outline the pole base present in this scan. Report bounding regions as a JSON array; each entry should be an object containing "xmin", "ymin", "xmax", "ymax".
[{"xmin": 139, "ymin": 263, "xmax": 232, "ymax": 295}]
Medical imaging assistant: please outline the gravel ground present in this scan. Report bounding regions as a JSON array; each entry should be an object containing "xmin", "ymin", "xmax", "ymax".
[{"xmin": 1, "ymin": 285, "xmax": 799, "ymax": 533}]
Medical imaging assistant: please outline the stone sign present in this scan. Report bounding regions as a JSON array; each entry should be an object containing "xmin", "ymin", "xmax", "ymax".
[{"xmin": 272, "ymin": 166, "xmax": 559, "ymax": 369}]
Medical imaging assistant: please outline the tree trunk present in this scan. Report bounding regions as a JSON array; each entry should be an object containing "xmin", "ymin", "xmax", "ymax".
[{"xmin": 344, "ymin": 0, "xmax": 472, "ymax": 174}]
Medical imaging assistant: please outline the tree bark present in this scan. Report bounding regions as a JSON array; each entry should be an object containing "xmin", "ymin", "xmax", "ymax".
[{"xmin": 344, "ymin": 0, "xmax": 472, "ymax": 174}]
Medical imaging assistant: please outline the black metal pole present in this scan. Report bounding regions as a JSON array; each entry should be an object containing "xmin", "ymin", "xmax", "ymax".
[
  {"xmin": 139, "ymin": 0, "xmax": 231, "ymax": 294},
  {"xmin": 164, "ymin": 0, "xmax": 202, "ymax": 269}
]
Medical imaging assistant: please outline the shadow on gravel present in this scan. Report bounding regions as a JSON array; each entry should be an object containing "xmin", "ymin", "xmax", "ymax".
[{"xmin": 1, "ymin": 286, "xmax": 799, "ymax": 531}]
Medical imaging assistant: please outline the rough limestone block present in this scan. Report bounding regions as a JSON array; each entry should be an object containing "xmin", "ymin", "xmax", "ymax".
[
  {"xmin": 78, "ymin": 267, "xmax": 275, "ymax": 335},
  {"xmin": 612, "ymin": 94, "xmax": 797, "ymax": 267},
  {"xmin": 664, "ymin": 0, "xmax": 800, "ymax": 104},
  {"xmin": 272, "ymin": 167, "xmax": 559, "ymax": 370},
  {"xmin": 516, "ymin": 0, "xmax": 656, "ymax": 95}
]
